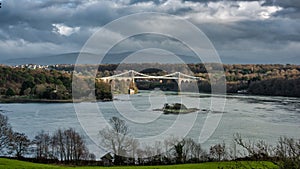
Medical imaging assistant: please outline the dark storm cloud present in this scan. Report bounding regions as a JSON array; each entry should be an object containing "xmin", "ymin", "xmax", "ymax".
[
  {"xmin": 0, "ymin": 0, "xmax": 113, "ymax": 30},
  {"xmin": 198, "ymin": 18, "xmax": 300, "ymax": 63},
  {"xmin": 34, "ymin": 0, "xmax": 83, "ymax": 9},
  {"xmin": 0, "ymin": 0, "xmax": 299, "ymax": 63},
  {"xmin": 0, "ymin": 0, "xmax": 118, "ymax": 45},
  {"xmin": 261, "ymin": 0, "xmax": 300, "ymax": 19},
  {"xmin": 202, "ymin": 19, "xmax": 300, "ymax": 44},
  {"xmin": 263, "ymin": 0, "xmax": 300, "ymax": 9},
  {"xmin": 130, "ymin": 0, "xmax": 168, "ymax": 5},
  {"xmin": 182, "ymin": 0, "xmax": 259, "ymax": 2}
]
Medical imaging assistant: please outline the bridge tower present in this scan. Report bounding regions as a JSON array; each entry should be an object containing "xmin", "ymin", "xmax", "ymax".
[
  {"xmin": 130, "ymin": 70, "xmax": 135, "ymax": 84},
  {"xmin": 177, "ymin": 72, "xmax": 182, "ymax": 92},
  {"xmin": 128, "ymin": 70, "xmax": 138, "ymax": 94}
]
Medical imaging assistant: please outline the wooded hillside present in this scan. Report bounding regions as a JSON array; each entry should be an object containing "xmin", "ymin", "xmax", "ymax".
[
  {"xmin": 0, "ymin": 66, "xmax": 112, "ymax": 101},
  {"xmin": 1, "ymin": 63, "xmax": 299, "ymax": 98}
]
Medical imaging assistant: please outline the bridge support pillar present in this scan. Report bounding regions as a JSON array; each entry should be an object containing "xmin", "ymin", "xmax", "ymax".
[{"xmin": 178, "ymin": 78, "xmax": 182, "ymax": 92}]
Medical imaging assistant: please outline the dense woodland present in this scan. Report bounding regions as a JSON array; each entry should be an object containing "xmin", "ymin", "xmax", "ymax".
[
  {"xmin": 0, "ymin": 63, "xmax": 299, "ymax": 100},
  {"xmin": 51, "ymin": 63, "xmax": 300, "ymax": 97},
  {"xmin": 0, "ymin": 66, "xmax": 112, "ymax": 101}
]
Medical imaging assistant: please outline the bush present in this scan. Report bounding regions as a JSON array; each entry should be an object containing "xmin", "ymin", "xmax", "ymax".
[{"xmin": 5, "ymin": 88, "xmax": 15, "ymax": 96}]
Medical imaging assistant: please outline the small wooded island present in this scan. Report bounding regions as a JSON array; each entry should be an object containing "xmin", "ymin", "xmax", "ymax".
[{"xmin": 154, "ymin": 103, "xmax": 199, "ymax": 114}]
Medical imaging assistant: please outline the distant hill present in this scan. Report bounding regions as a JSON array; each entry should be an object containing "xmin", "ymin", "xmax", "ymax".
[
  {"xmin": 3, "ymin": 52, "xmax": 97, "ymax": 65},
  {"xmin": 276, "ymin": 56, "xmax": 300, "ymax": 65},
  {"xmin": 2, "ymin": 51, "xmax": 201, "ymax": 65}
]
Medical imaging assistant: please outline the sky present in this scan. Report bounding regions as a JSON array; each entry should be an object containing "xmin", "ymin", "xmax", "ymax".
[{"xmin": 0, "ymin": 0, "xmax": 299, "ymax": 64}]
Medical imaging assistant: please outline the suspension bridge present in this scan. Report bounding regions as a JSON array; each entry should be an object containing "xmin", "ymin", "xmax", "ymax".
[{"xmin": 98, "ymin": 70, "xmax": 201, "ymax": 92}]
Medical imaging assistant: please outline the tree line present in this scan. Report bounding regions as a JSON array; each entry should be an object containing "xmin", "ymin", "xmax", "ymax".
[
  {"xmin": 1, "ymin": 63, "xmax": 299, "ymax": 99},
  {"xmin": 57, "ymin": 63, "xmax": 300, "ymax": 97},
  {"xmin": 99, "ymin": 116, "xmax": 300, "ymax": 169},
  {"xmin": 0, "ymin": 113, "xmax": 95, "ymax": 165},
  {"xmin": 1, "ymin": 113, "xmax": 299, "ymax": 168}
]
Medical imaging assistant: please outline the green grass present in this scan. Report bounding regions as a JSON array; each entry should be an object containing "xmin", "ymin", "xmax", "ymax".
[
  {"xmin": 0, "ymin": 158, "xmax": 61, "ymax": 169},
  {"xmin": 0, "ymin": 158, "xmax": 278, "ymax": 169}
]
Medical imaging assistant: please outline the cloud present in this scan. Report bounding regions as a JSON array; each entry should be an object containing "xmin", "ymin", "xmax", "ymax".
[
  {"xmin": 0, "ymin": 0, "xmax": 299, "ymax": 63},
  {"xmin": 183, "ymin": 1, "xmax": 282, "ymax": 22},
  {"xmin": 52, "ymin": 24, "xmax": 80, "ymax": 36},
  {"xmin": 263, "ymin": 0, "xmax": 300, "ymax": 9},
  {"xmin": 0, "ymin": 39, "xmax": 78, "ymax": 59}
]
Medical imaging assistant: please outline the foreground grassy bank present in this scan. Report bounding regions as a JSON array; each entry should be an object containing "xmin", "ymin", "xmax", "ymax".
[{"xmin": 0, "ymin": 158, "xmax": 278, "ymax": 169}]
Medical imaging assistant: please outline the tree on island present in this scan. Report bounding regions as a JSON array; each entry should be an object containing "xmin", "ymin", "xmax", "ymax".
[{"xmin": 163, "ymin": 103, "xmax": 187, "ymax": 111}]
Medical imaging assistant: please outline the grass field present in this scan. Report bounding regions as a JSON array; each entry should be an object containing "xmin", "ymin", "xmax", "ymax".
[{"xmin": 0, "ymin": 158, "xmax": 278, "ymax": 169}]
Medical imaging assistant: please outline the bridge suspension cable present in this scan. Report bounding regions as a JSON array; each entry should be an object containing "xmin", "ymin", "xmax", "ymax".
[{"xmin": 99, "ymin": 70, "xmax": 200, "ymax": 81}]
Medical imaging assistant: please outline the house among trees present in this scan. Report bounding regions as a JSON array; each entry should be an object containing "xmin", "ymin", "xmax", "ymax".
[
  {"xmin": 128, "ymin": 88, "xmax": 135, "ymax": 95},
  {"xmin": 100, "ymin": 153, "xmax": 113, "ymax": 166}
]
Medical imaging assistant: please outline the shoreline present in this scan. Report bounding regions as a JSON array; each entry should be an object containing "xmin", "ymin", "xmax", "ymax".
[
  {"xmin": 0, "ymin": 97, "xmax": 112, "ymax": 103},
  {"xmin": 1, "ymin": 91, "xmax": 299, "ymax": 104}
]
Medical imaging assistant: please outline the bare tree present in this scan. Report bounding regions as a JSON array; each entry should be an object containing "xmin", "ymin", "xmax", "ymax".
[
  {"xmin": 234, "ymin": 133, "xmax": 273, "ymax": 160},
  {"xmin": 136, "ymin": 148, "xmax": 145, "ymax": 165},
  {"xmin": 233, "ymin": 133, "xmax": 277, "ymax": 169},
  {"xmin": 32, "ymin": 130, "xmax": 51, "ymax": 159},
  {"xmin": 51, "ymin": 128, "xmax": 88, "ymax": 162},
  {"xmin": 182, "ymin": 138, "xmax": 194, "ymax": 162},
  {"xmin": 163, "ymin": 135, "xmax": 180, "ymax": 162},
  {"xmin": 0, "ymin": 114, "xmax": 12, "ymax": 154},
  {"xmin": 181, "ymin": 138, "xmax": 207, "ymax": 163},
  {"xmin": 128, "ymin": 138, "xmax": 139, "ymax": 164},
  {"xmin": 275, "ymin": 137, "xmax": 300, "ymax": 169},
  {"xmin": 99, "ymin": 116, "xmax": 136, "ymax": 165},
  {"xmin": 153, "ymin": 141, "xmax": 163, "ymax": 164},
  {"xmin": 191, "ymin": 142, "xmax": 207, "ymax": 162},
  {"xmin": 8, "ymin": 132, "xmax": 30, "ymax": 158},
  {"xmin": 209, "ymin": 142, "xmax": 226, "ymax": 161},
  {"xmin": 52, "ymin": 129, "xmax": 65, "ymax": 161},
  {"xmin": 66, "ymin": 128, "xmax": 89, "ymax": 161}
]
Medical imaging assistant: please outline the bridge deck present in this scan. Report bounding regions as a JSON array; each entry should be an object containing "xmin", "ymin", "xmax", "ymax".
[{"xmin": 98, "ymin": 70, "xmax": 200, "ymax": 81}]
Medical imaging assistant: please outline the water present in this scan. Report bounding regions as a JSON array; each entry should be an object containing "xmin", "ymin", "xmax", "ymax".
[{"xmin": 0, "ymin": 91, "xmax": 299, "ymax": 157}]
